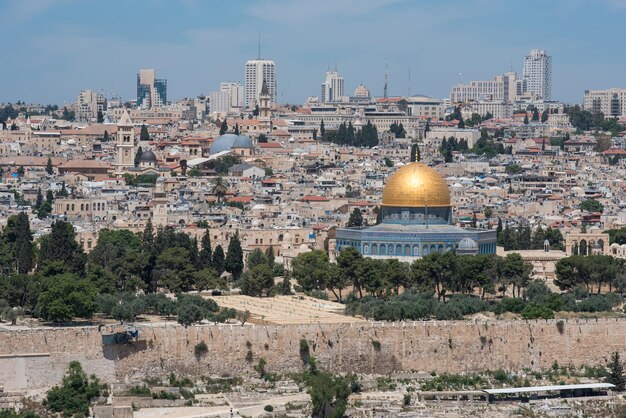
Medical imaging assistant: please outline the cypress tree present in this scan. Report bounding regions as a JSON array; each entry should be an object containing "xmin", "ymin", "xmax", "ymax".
[
  {"xmin": 225, "ymin": 233, "xmax": 244, "ymax": 280},
  {"xmin": 4, "ymin": 212, "xmax": 34, "ymax": 274},
  {"xmin": 219, "ymin": 119, "xmax": 228, "ymax": 135},
  {"xmin": 35, "ymin": 189, "xmax": 43, "ymax": 209},
  {"xmin": 265, "ymin": 245, "xmax": 275, "ymax": 271},
  {"xmin": 200, "ymin": 228, "xmax": 213, "ymax": 268},
  {"xmin": 45, "ymin": 157, "xmax": 53, "ymax": 175},
  {"xmin": 212, "ymin": 245, "xmax": 225, "ymax": 275},
  {"xmin": 140, "ymin": 125, "xmax": 150, "ymax": 141},
  {"xmin": 320, "ymin": 119, "xmax": 325, "ymax": 140}
]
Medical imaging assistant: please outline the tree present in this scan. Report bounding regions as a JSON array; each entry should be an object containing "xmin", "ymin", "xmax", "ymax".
[
  {"xmin": 38, "ymin": 220, "xmax": 87, "ymax": 276},
  {"xmin": 257, "ymin": 133, "xmax": 268, "ymax": 143},
  {"xmin": 45, "ymin": 157, "xmax": 53, "ymax": 175},
  {"xmin": 541, "ymin": 109, "xmax": 549, "ymax": 123},
  {"xmin": 36, "ymin": 275, "xmax": 97, "ymax": 322},
  {"xmin": 247, "ymin": 248, "xmax": 269, "ymax": 271},
  {"xmin": 532, "ymin": 108, "xmax": 539, "ymax": 121},
  {"xmin": 470, "ymin": 212, "xmax": 477, "ymax": 228},
  {"xmin": 156, "ymin": 247, "xmax": 196, "ymax": 293},
  {"xmin": 45, "ymin": 189, "xmax": 54, "ymax": 205},
  {"xmin": 523, "ymin": 115, "xmax": 529, "ymax": 124},
  {"xmin": 500, "ymin": 253, "xmax": 532, "ymax": 298},
  {"xmin": 134, "ymin": 146, "xmax": 143, "ymax": 167},
  {"xmin": 210, "ymin": 177, "xmax": 228, "ymax": 203},
  {"xmin": 212, "ymin": 245, "xmax": 225, "ymax": 275},
  {"xmin": 97, "ymin": 110, "xmax": 104, "ymax": 123},
  {"xmin": 225, "ymin": 233, "xmax": 244, "ymax": 280},
  {"xmin": 219, "ymin": 119, "xmax": 228, "ymax": 135},
  {"xmin": 46, "ymin": 361, "xmax": 105, "ymax": 417},
  {"xmin": 580, "ymin": 199, "xmax": 604, "ymax": 213},
  {"xmin": 336, "ymin": 247, "xmax": 364, "ymax": 298},
  {"xmin": 102, "ymin": 130, "xmax": 110, "ymax": 142},
  {"xmin": 234, "ymin": 123, "xmax": 240, "ymax": 135},
  {"xmin": 320, "ymin": 119, "xmax": 326, "ymax": 140},
  {"xmin": 16, "ymin": 166, "xmax": 24, "ymax": 176},
  {"xmin": 57, "ymin": 181, "xmax": 68, "ymax": 197},
  {"xmin": 253, "ymin": 104, "xmax": 260, "ymax": 117},
  {"xmin": 34, "ymin": 189, "xmax": 43, "ymax": 210},
  {"xmin": 199, "ymin": 228, "xmax": 213, "ymax": 268},
  {"xmin": 241, "ymin": 264, "xmax": 274, "ymax": 296},
  {"xmin": 347, "ymin": 208, "xmax": 363, "ymax": 227},
  {"xmin": 266, "ymin": 246, "xmax": 275, "ymax": 271},
  {"xmin": 410, "ymin": 142, "xmax": 420, "ymax": 162},
  {"xmin": 292, "ymin": 251, "xmax": 330, "ymax": 292},
  {"xmin": 140, "ymin": 124, "xmax": 150, "ymax": 141},
  {"xmin": 3, "ymin": 213, "xmax": 34, "ymax": 274},
  {"xmin": 304, "ymin": 367, "xmax": 353, "ymax": 418},
  {"xmin": 606, "ymin": 352, "xmax": 626, "ymax": 391}
]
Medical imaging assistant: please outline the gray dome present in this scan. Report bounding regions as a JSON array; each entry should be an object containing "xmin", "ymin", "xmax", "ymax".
[
  {"xmin": 457, "ymin": 237, "xmax": 478, "ymax": 254},
  {"xmin": 138, "ymin": 150, "xmax": 157, "ymax": 162},
  {"xmin": 210, "ymin": 134, "xmax": 253, "ymax": 155}
]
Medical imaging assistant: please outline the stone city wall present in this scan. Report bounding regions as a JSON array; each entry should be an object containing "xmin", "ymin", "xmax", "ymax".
[{"xmin": 1, "ymin": 318, "xmax": 625, "ymax": 392}]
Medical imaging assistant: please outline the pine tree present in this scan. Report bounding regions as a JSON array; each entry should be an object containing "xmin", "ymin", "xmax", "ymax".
[
  {"xmin": 219, "ymin": 119, "xmax": 228, "ymax": 135},
  {"xmin": 347, "ymin": 208, "xmax": 363, "ymax": 227},
  {"xmin": 103, "ymin": 130, "xmax": 109, "ymax": 142},
  {"xmin": 234, "ymin": 123, "xmax": 240, "ymax": 135},
  {"xmin": 496, "ymin": 218, "xmax": 503, "ymax": 243},
  {"xmin": 4, "ymin": 212, "xmax": 34, "ymax": 274},
  {"xmin": 46, "ymin": 190, "xmax": 54, "ymax": 204},
  {"xmin": 212, "ymin": 245, "xmax": 225, "ymax": 275},
  {"xmin": 523, "ymin": 115, "xmax": 529, "ymax": 124},
  {"xmin": 46, "ymin": 157, "xmax": 53, "ymax": 175},
  {"xmin": 225, "ymin": 233, "xmax": 244, "ymax": 280},
  {"xmin": 97, "ymin": 110, "xmax": 104, "ymax": 123}
]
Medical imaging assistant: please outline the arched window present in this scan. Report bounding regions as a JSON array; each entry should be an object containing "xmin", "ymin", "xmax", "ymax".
[{"xmin": 579, "ymin": 239, "xmax": 588, "ymax": 256}]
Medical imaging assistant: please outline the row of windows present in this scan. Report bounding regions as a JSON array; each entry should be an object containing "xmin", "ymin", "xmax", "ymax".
[{"xmin": 61, "ymin": 202, "xmax": 106, "ymax": 212}]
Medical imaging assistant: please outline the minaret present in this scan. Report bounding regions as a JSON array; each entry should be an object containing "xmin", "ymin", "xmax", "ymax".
[{"xmin": 115, "ymin": 109, "xmax": 136, "ymax": 175}]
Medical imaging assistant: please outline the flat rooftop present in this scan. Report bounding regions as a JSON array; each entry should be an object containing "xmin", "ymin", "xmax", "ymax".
[{"xmin": 208, "ymin": 294, "xmax": 365, "ymax": 325}]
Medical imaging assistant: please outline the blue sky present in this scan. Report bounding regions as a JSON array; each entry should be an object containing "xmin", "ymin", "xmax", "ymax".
[{"xmin": 2, "ymin": 0, "xmax": 625, "ymax": 105}]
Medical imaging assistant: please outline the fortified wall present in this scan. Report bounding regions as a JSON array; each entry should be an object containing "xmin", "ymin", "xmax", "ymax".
[{"xmin": 1, "ymin": 318, "xmax": 624, "ymax": 392}]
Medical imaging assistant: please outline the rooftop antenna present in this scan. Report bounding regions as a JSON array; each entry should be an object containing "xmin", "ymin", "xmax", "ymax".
[
  {"xmin": 334, "ymin": 61, "xmax": 337, "ymax": 72},
  {"xmin": 383, "ymin": 59, "xmax": 389, "ymax": 99},
  {"xmin": 257, "ymin": 32, "xmax": 261, "ymax": 59},
  {"xmin": 458, "ymin": 72, "xmax": 463, "ymax": 84}
]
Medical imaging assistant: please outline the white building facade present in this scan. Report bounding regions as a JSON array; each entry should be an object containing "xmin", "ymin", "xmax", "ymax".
[
  {"xmin": 584, "ymin": 88, "xmax": 626, "ymax": 118},
  {"xmin": 523, "ymin": 49, "xmax": 552, "ymax": 100},
  {"xmin": 320, "ymin": 71, "xmax": 345, "ymax": 103},
  {"xmin": 209, "ymin": 82, "xmax": 244, "ymax": 115},
  {"xmin": 245, "ymin": 59, "xmax": 276, "ymax": 108}
]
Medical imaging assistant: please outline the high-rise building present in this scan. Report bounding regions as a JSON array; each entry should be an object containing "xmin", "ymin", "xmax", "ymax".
[
  {"xmin": 209, "ymin": 82, "xmax": 244, "ymax": 114},
  {"xmin": 137, "ymin": 69, "xmax": 167, "ymax": 109},
  {"xmin": 523, "ymin": 49, "xmax": 552, "ymax": 100},
  {"xmin": 244, "ymin": 59, "xmax": 275, "ymax": 108},
  {"xmin": 584, "ymin": 88, "xmax": 626, "ymax": 118},
  {"xmin": 74, "ymin": 90, "xmax": 106, "ymax": 122},
  {"xmin": 320, "ymin": 71, "xmax": 344, "ymax": 103}
]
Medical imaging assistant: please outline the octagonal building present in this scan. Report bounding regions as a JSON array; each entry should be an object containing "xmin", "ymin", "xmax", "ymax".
[{"xmin": 335, "ymin": 161, "xmax": 497, "ymax": 260}]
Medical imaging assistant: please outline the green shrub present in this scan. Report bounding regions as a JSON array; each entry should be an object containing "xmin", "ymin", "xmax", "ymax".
[
  {"xmin": 194, "ymin": 341, "xmax": 208, "ymax": 359},
  {"xmin": 264, "ymin": 405, "xmax": 274, "ymax": 412},
  {"xmin": 521, "ymin": 303, "xmax": 554, "ymax": 320}
]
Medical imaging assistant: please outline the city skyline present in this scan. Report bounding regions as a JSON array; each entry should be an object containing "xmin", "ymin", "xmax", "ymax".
[{"xmin": 2, "ymin": 0, "xmax": 626, "ymax": 105}]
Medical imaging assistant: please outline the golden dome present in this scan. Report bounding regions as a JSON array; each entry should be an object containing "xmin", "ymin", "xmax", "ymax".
[{"xmin": 382, "ymin": 162, "xmax": 451, "ymax": 208}]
